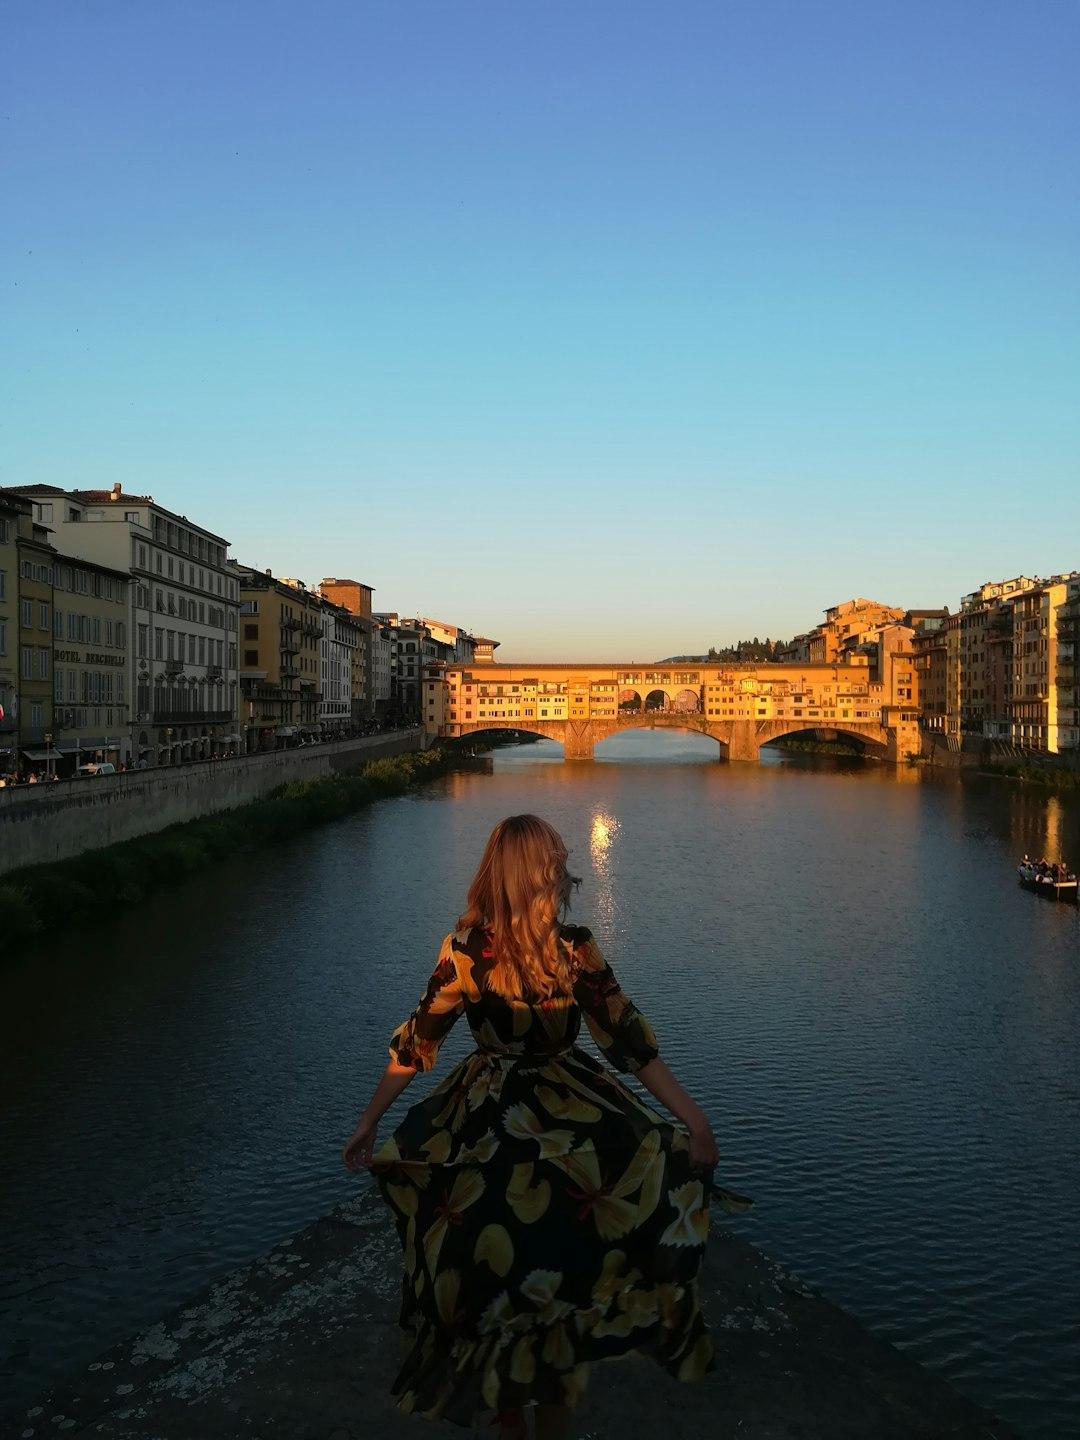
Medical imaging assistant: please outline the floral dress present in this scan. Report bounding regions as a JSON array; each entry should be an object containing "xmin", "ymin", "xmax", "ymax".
[{"xmin": 370, "ymin": 923, "xmax": 752, "ymax": 1426}]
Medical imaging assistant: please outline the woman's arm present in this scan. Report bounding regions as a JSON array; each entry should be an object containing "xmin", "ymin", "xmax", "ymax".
[
  {"xmin": 635, "ymin": 1058, "xmax": 719, "ymax": 1168},
  {"xmin": 342, "ymin": 1060, "xmax": 418, "ymax": 1171}
]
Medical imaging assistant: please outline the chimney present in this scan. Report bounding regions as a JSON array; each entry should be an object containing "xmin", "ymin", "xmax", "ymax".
[
  {"xmin": 265, "ymin": 568, "xmax": 272, "ymax": 576},
  {"xmin": 110, "ymin": 482, "xmax": 122, "ymax": 501}
]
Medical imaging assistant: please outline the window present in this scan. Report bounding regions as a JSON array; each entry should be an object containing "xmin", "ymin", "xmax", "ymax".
[
  {"xmin": 125, "ymin": 510, "xmax": 140, "ymax": 523},
  {"xmin": 0, "ymin": 620, "xmax": 5, "ymax": 654},
  {"xmin": 21, "ymin": 645, "xmax": 33, "ymax": 680},
  {"xmin": 54, "ymin": 609, "xmax": 62, "ymax": 639},
  {"xmin": 21, "ymin": 598, "xmax": 32, "ymax": 628},
  {"xmin": 0, "ymin": 569, "xmax": 5, "ymax": 599}
]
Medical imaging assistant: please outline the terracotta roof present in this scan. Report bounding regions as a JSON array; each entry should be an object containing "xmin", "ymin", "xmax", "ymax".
[
  {"xmin": 72, "ymin": 489, "xmax": 154, "ymax": 504},
  {"xmin": 0, "ymin": 483, "xmax": 66, "ymax": 495}
]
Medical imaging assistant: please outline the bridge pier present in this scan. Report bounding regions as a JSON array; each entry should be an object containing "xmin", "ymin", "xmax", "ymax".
[
  {"xmin": 727, "ymin": 721, "xmax": 760, "ymax": 763},
  {"xmin": 562, "ymin": 723, "xmax": 595, "ymax": 761}
]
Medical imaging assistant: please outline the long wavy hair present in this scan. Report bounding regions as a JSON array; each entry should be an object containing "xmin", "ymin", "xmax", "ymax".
[{"xmin": 458, "ymin": 814, "xmax": 580, "ymax": 1000}]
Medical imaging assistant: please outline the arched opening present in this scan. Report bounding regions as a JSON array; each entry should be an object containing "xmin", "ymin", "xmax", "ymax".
[
  {"xmin": 595, "ymin": 726, "xmax": 725, "ymax": 764},
  {"xmin": 673, "ymin": 688, "xmax": 699, "ymax": 714},
  {"xmin": 644, "ymin": 689, "xmax": 666, "ymax": 712},
  {"xmin": 760, "ymin": 726, "xmax": 884, "ymax": 760},
  {"xmin": 618, "ymin": 689, "xmax": 642, "ymax": 712}
]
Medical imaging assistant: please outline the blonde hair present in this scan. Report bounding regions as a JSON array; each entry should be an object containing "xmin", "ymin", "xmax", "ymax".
[{"xmin": 458, "ymin": 814, "xmax": 580, "ymax": 1000}]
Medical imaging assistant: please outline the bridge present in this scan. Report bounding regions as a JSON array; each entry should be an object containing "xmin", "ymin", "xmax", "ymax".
[{"xmin": 423, "ymin": 661, "xmax": 921, "ymax": 763}]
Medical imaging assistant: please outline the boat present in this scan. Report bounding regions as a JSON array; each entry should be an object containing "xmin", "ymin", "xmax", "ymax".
[{"xmin": 1017, "ymin": 862, "xmax": 1078, "ymax": 902}]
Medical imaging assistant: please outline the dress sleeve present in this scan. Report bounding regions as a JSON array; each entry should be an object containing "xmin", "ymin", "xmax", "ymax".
[
  {"xmin": 570, "ymin": 930, "xmax": 659, "ymax": 1075},
  {"xmin": 388, "ymin": 933, "xmax": 465, "ymax": 1072}
]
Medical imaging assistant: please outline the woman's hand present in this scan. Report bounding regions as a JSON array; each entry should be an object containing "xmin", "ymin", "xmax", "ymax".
[
  {"xmin": 688, "ymin": 1118, "xmax": 719, "ymax": 1170},
  {"xmin": 342, "ymin": 1116, "xmax": 378, "ymax": 1172}
]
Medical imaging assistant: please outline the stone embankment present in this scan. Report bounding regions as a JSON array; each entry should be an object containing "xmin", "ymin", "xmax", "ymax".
[
  {"xmin": 0, "ymin": 730, "xmax": 424, "ymax": 876},
  {"xmin": 3, "ymin": 1188, "xmax": 1017, "ymax": 1440}
]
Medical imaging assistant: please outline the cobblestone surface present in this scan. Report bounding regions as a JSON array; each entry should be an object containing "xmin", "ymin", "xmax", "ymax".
[{"xmin": 2, "ymin": 1189, "xmax": 1018, "ymax": 1440}]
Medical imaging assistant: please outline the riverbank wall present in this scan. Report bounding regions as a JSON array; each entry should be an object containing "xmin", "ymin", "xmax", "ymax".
[
  {"xmin": 920, "ymin": 730, "xmax": 1080, "ymax": 783},
  {"xmin": 0, "ymin": 730, "xmax": 424, "ymax": 876},
  {"xmin": 1, "ymin": 1185, "xmax": 1016, "ymax": 1440}
]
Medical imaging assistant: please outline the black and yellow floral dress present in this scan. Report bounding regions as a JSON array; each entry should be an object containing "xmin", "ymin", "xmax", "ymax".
[{"xmin": 370, "ymin": 923, "xmax": 752, "ymax": 1426}]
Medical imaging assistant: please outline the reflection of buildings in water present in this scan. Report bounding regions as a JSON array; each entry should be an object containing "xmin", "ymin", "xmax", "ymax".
[
  {"xmin": 1044, "ymin": 795, "xmax": 1064, "ymax": 862},
  {"xmin": 588, "ymin": 811, "xmax": 620, "ymax": 930}
]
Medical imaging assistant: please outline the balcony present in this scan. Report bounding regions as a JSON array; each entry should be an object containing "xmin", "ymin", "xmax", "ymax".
[
  {"xmin": 152, "ymin": 708, "xmax": 233, "ymax": 725},
  {"xmin": 281, "ymin": 638, "xmax": 301, "ymax": 655},
  {"xmin": 164, "ymin": 656, "xmax": 184, "ymax": 675}
]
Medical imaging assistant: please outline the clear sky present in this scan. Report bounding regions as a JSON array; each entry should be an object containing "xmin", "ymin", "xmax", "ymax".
[{"xmin": 3, "ymin": 2, "xmax": 1078, "ymax": 660}]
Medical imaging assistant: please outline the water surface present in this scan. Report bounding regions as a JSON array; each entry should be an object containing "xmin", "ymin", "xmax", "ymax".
[{"xmin": 2, "ymin": 733, "xmax": 1078, "ymax": 1437}]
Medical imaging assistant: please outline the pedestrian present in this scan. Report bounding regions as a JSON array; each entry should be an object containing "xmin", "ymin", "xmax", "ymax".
[{"xmin": 343, "ymin": 814, "xmax": 751, "ymax": 1437}]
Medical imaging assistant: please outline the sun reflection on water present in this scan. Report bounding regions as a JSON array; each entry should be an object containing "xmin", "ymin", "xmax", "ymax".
[{"xmin": 589, "ymin": 811, "xmax": 620, "ymax": 929}]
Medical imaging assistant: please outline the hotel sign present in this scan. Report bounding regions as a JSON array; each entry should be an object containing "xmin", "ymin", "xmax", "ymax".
[{"xmin": 55, "ymin": 649, "xmax": 126, "ymax": 666}]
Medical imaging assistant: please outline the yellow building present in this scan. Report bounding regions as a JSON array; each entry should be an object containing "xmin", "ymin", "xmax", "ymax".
[
  {"xmin": 0, "ymin": 497, "xmax": 20, "ymax": 774},
  {"xmin": 1008, "ymin": 576, "xmax": 1077, "ymax": 753},
  {"xmin": 780, "ymin": 598, "xmax": 907, "ymax": 664},
  {"xmin": 1056, "ymin": 583, "xmax": 1079, "ymax": 753},
  {"xmin": 235, "ymin": 565, "xmax": 324, "ymax": 750},
  {"xmin": 50, "ymin": 554, "xmax": 131, "ymax": 773}
]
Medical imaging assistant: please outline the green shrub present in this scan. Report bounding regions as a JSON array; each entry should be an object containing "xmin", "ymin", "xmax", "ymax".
[{"xmin": 1, "ymin": 742, "xmax": 468, "ymax": 947}]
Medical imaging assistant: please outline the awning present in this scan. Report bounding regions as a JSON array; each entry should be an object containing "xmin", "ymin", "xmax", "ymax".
[
  {"xmin": 22, "ymin": 748, "xmax": 62, "ymax": 761},
  {"xmin": 275, "ymin": 726, "xmax": 297, "ymax": 737}
]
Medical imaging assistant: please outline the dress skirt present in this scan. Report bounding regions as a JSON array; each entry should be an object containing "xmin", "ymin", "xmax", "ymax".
[{"xmin": 371, "ymin": 1041, "xmax": 753, "ymax": 1426}]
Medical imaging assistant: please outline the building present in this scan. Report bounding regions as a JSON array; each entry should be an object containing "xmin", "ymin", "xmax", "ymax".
[
  {"xmin": 0, "ymin": 497, "xmax": 22, "ymax": 774},
  {"xmin": 471, "ymin": 636, "xmax": 500, "ymax": 663},
  {"xmin": 911, "ymin": 617, "xmax": 949, "ymax": 733},
  {"xmin": 15, "ymin": 502, "xmax": 56, "ymax": 769},
  {"xmin": 318, "ymin": 598, "xmax": 359, "ymax": 739},
  {"xmin": 0, "ymin": 484, "xmax": 241, "ymax": 764},
  {"xmin": 319, "ymin": 578, "xmax": 375, "ymax": 721},
  {"xmin": 51, "ymin": 553, "xmax": 130, "ymax": 774},
  {"xmin": 233, "ymin": 565, "xmax": 323, "ymax": 751},
  {"xmin": 372, "ymin": 620, "xmax": 392, "ymax": 718},
  {"xmin": 1007, "ymin": 575, "xmax": 1077, "ymax": 753},
  {"xmin": 374, "ymin": 613, "xmax": 424, "ymax": 719},
  {"xmin": 778, "ymin": 598, "xmax": 906, "ymax": 665},
  {"xmin": 1057, "ymin": 581, "xmax": 1080, "ymax": 752}
]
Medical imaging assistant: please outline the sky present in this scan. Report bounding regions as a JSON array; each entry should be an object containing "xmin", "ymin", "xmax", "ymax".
[{"xmin": 3, "ymin": 2, "xmax": 1078, "ymax": 660}]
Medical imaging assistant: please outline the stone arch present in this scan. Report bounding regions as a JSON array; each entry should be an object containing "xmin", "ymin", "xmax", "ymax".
[
  {"xmin": 758, "ymin": 721, "xmax": 888, "ymax": 754},
  {"xmin": 644, "ymin": 689, "xmax": 666, "ymax": 712},
  {"xmin": 618, "ymin": 689, "xmax": 642, "ymax": 711},
  {"xmin": 673, "ymin": 688, "xmax": 699, "ymax": 713}
]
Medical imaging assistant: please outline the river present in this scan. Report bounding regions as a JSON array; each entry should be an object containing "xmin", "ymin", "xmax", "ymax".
[{"xmin": 1, "ymin": 733, "xmax": 1078, "ymax": 1437}]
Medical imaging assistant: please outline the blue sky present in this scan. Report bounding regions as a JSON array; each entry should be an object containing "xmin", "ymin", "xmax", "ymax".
[{"xmin": 3, "ymin": 2, "xmax": 1077, "ymax": 660}]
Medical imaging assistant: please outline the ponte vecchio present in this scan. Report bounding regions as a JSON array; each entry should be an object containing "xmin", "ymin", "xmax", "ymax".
[{"xmin": 423, "ymin": 659, "xmax": 922, "ymax": 763}]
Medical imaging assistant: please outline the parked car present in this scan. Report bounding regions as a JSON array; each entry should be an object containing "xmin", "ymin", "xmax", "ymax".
[{"xmin": 75, "ymin": 762, "xmax": 116, "ymax": 777}]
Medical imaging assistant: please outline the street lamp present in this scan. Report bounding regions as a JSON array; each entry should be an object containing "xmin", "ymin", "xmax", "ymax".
[
  {"xmin": 44, "ymin": 730, "xmax": 53, "ymax": 781},
  {"xmin": 166, "ymin": 725, "xmax": 174, "ymax": 765}
]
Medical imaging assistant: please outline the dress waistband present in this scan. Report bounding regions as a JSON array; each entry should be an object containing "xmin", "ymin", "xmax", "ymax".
[{"xmin": 472, "ymin": 1045, "xmax": 575, "ymax": 1065}]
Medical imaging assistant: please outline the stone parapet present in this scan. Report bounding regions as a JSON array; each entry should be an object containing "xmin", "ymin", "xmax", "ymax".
[
  {"xmin": 0, "ymin": 731, "xmax": 424, "ymax": 876},
  {"xmin": 3, "ymin": 1185, "xmax": 1016, "ymax": 1440}
]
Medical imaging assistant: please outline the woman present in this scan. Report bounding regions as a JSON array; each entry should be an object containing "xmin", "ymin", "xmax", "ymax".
[{"xmin": 343, "ymin": 814, "xmax": 751, "ymax": 1438}]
